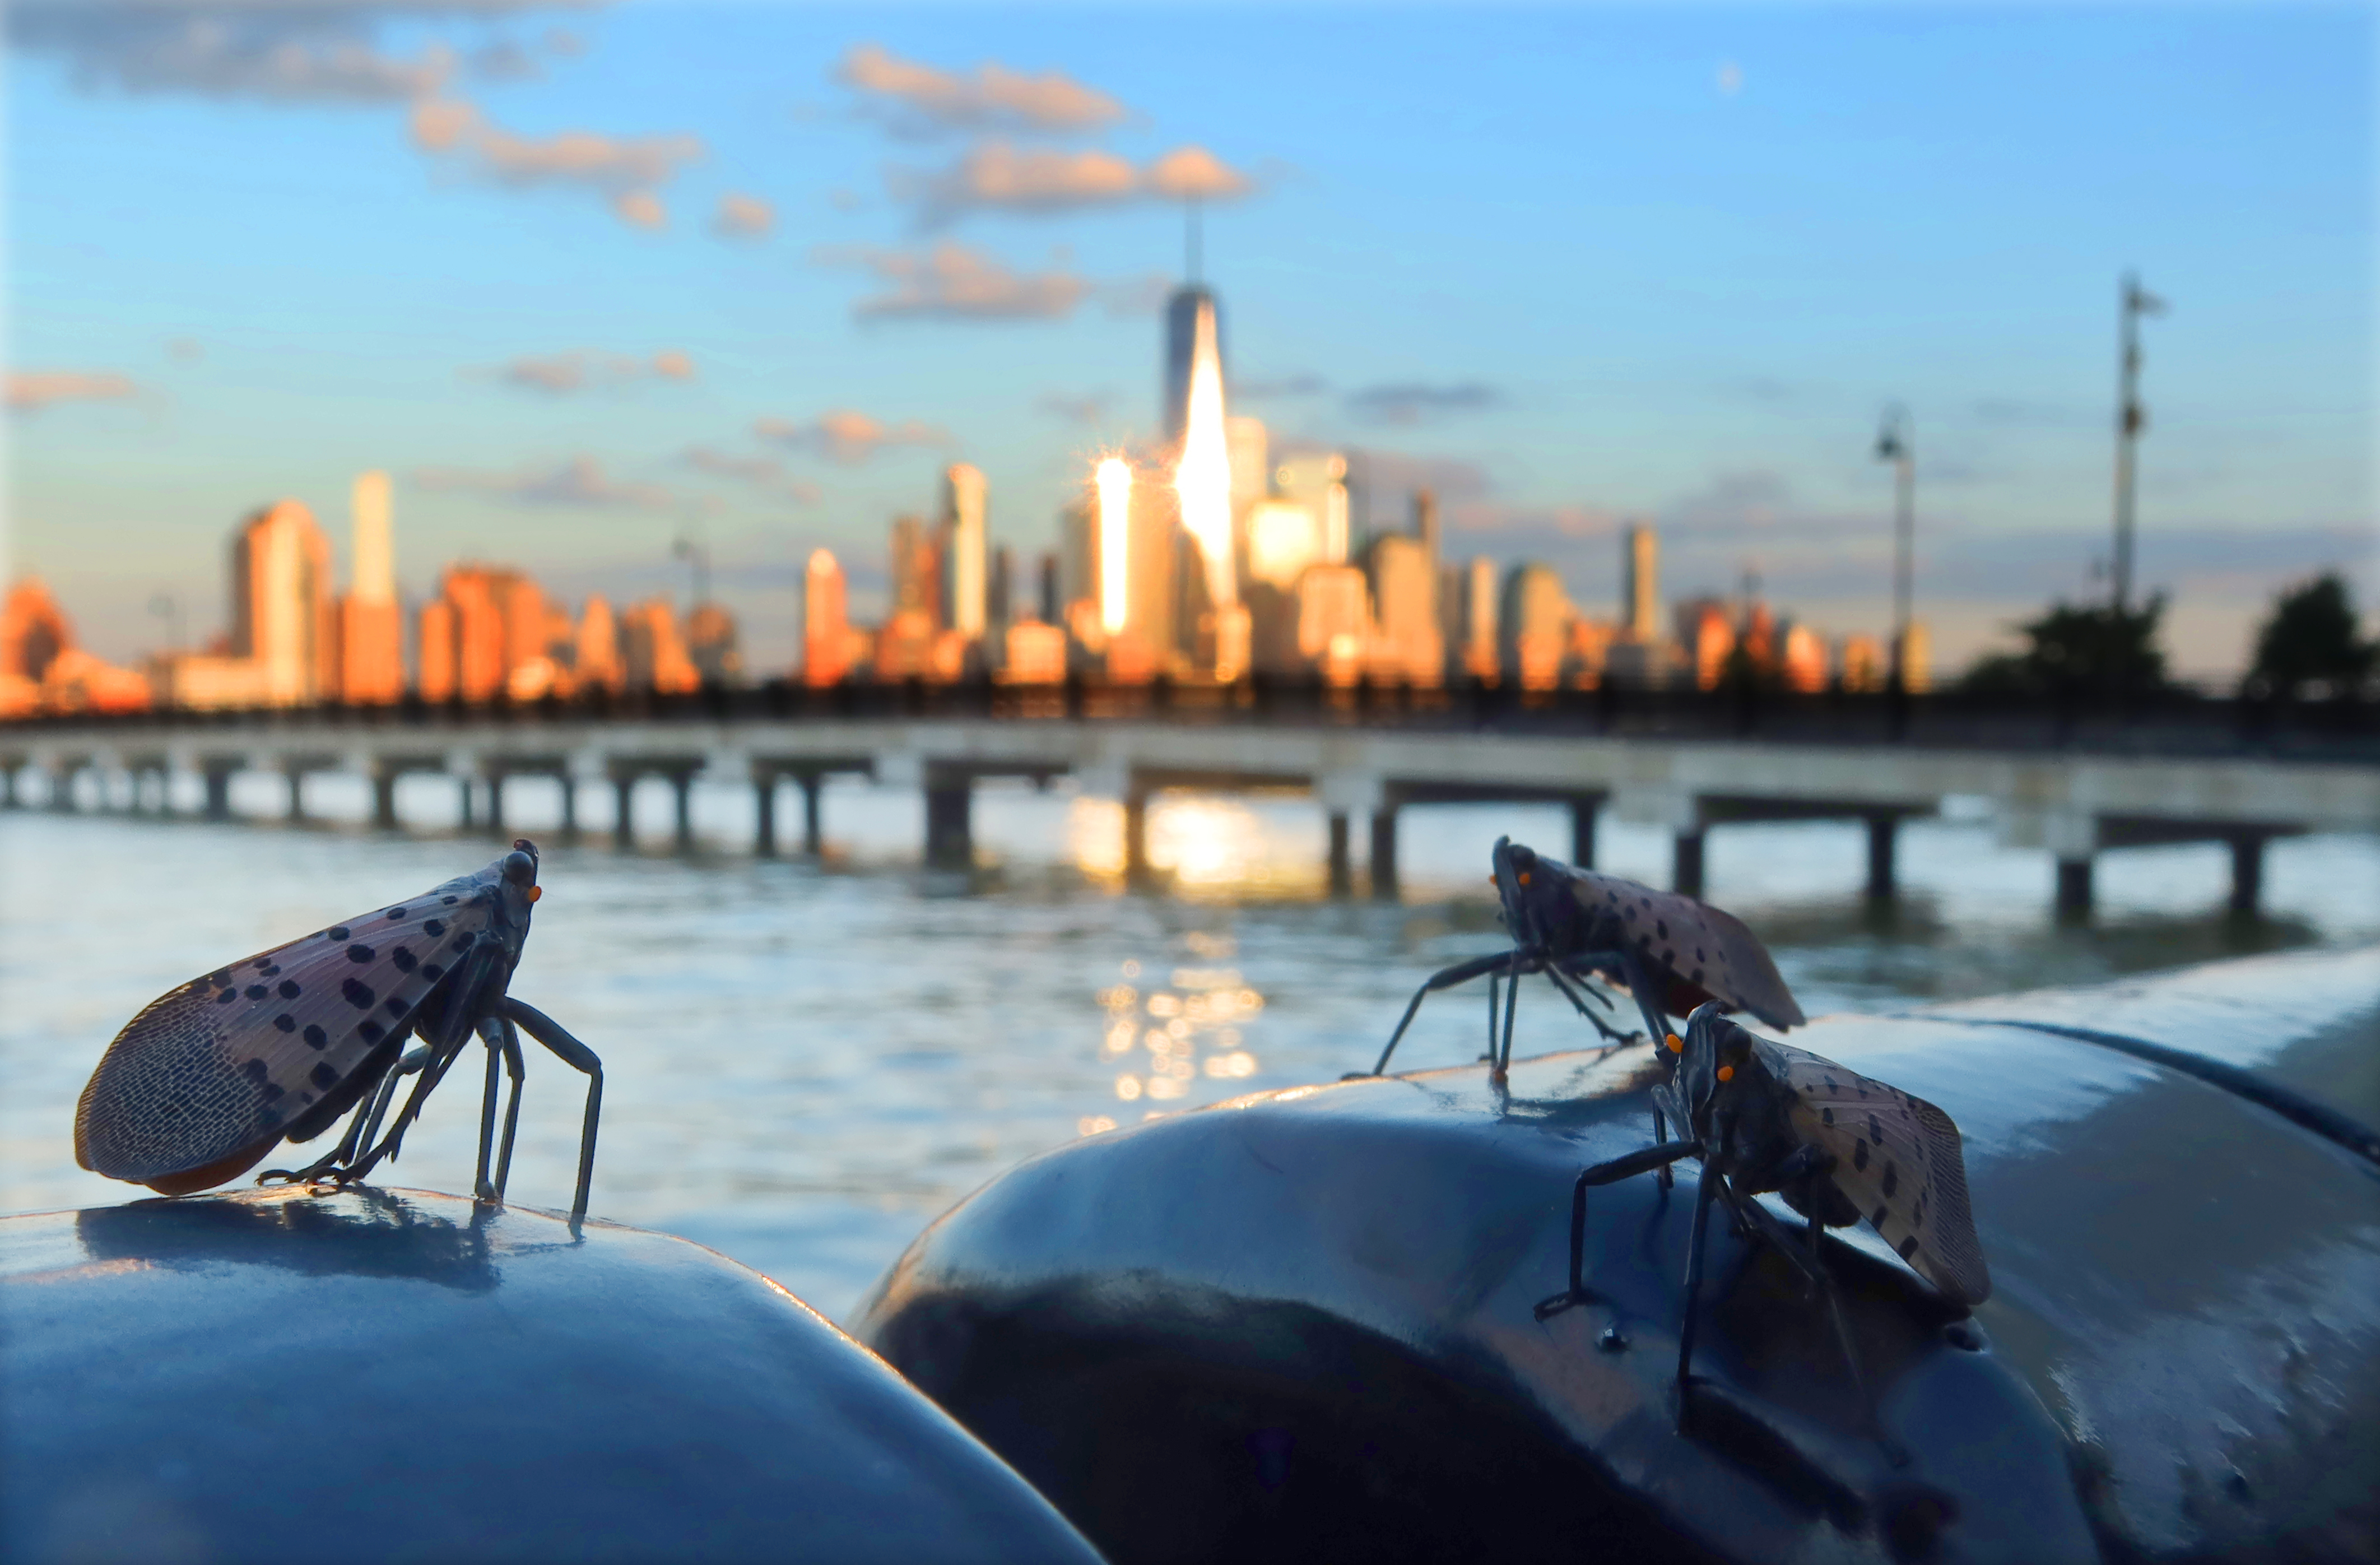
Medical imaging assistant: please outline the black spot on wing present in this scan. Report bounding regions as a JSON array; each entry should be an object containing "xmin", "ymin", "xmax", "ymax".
[
  {"xmin": 342, "ymin": 977, "xmax": 375, "ymax": 1010},
  {"xmin": 1882, "ymin": 1162, "xmax": 1899, "ymax": 1198},
  {"xmin": 310, "ymin": 1062, "xmax": 340, "ymax": 1090},
  {"xmin": 303, "ymin": 1024, "xmax": 328, "ymax": 1049},
  {"xmin": 244, "ymin": 984, "xmax": 267, "ymax": 1000},
  {"xmin": 1852, "ymin": 1140, "xmax": 1870, "ymax": 1172},
  {"xmin": 422, "ymin": 962, "xmax": 444, "ymax": 981},
  {"xmin": 346, "ymin": 944, "xmax": 376, "ymax": 964},
  {"xmin": 424, "ymin": 918, "xmax": 446, "ymax": 937},
  {"xmin": 391, "ymin": 947, "xmax": 416, "ymax": 973},
  {"xmin": 273, "ymin": 1014, "xmax": 296, "ymax": 1033},
  {"xmin": 328, "ymin": 926, "xmax": 350, "ymax": 941},
  {"xmin": 386, "ymin": 908, "xmax": 408, "ymax": 921},
  {"xmin": 1896, "ymin": 1236, "xmax": 1919, "ymax": 1261},
  {"xmin": 278, "ymin": 979, "xmax": 301, "ymax": 1000}
]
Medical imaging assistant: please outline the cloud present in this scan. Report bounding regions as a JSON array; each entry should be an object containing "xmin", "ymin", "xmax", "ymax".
[
  {"xmin": 413, "ymin": 96, "xmax": 703, "ymax": 227},
  {"xmin": 1234, "ymin": 373, "xmax": 1328, "ymax": 401},
  {"xmin": 611, "ymin": 188, "xmax": 666, "ymax": 229},
  {"xmin": 901, "ymin": 140, "xmax": 1258, "ymax": 224},
  {"xmin": 835, "ymin": 43, "xmax": 1128, "ymax": 136},
  {"xmin": 165, "ymin": 337, "xmax": 205, "ymax": 363},
  {"xmin": 482, "ymin": 350, "xmax": 695, "ymax": 393},
  {"xmin": 681, "ymin": 446, "xmax": 821, "ymax": 505},
  {"xmin": 713, "ymin": 191, "xmax": 773, "ymax": 239},
  {"xmin": 1036, "ymin": 391, "xmax": 1113, "ymax": 425},
  {"xmin": 753, "ymin": 410, "xmax": 952, "ymax": 466},
  {"xmin": 471, "ymin": 120, "xmax": 702, "ymax": 189},
  {"xmin": 8, "ymin": 370, "xmax": 140, "ymax": 414},
  {"xmin": 5, "ymin": 2, "xmax": 486, "ymax": 103},
  {"xmin": 470, "ymin": 38, "xmax": 540, "ymax": 82},
  {"xmin": 819, "ymin": 242, "xmax": 1101, "ymax": 322},
  {"xmin": 413, "ymin": 453, "xmax": 693, "ymax": 511},
  {"xmin": 1717, "ymin": 61, "xmax": 1744, "ymax": 96},
  {"xmin": 1344, "ymin": 382, "xmax": 1503, "ymax": 426},
  {"xmin": 1146, "ymin": 145, "xmax": 1251, "ymax": 201},
  {"xmin": 1662, "ymin": 468, "xmax": 1801, "ymax": 535}
]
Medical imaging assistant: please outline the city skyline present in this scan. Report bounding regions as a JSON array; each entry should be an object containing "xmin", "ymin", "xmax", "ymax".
[{"xmin": 7, "ymin": 5, "xmax": 2372, "ymax": 679}]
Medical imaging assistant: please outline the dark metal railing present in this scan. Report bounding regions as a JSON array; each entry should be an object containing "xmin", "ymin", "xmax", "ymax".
[{"xmin": 4, "ymin": 676, "xmax": 2375, "ymax": 763}]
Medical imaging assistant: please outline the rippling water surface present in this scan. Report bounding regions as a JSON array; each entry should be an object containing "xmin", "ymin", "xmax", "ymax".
[{"xmin": 5, "ymin": 775, "xmax": 2374, "ymax": 1321}]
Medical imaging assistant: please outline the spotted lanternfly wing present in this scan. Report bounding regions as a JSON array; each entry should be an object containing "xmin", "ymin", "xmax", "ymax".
[
  {"xmin": 1759, "ymin": 1037, "xmax": 1992, "ymax": 1306},
  {"xmin": 1555, "ymin": 862, "xmax": 1806, "ymax": 1030},
  {"xmin": 74, "ymin": 862, "xmax": 505, "ymax": 1195}
]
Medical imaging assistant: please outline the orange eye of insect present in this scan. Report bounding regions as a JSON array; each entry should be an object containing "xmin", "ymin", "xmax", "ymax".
[
  {"xmin": 1666, "ymin": 1033, "xmax": 1684, "ymax": 1054},
  {"xmin": 1716, "ymin": 1065, "xmax": 1735, "ymax": 1083},
  {"xmin": 1517, "ymin": 872, "xmax": 1531, "ymax": 886},
  {"xmin": 527, "ymin": 886, "xmax": 542, "ymax": 904}
]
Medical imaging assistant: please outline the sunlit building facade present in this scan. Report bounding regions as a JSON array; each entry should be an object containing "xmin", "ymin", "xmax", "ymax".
[
  {"xmin": 334, "ymin": 471, "xmax": 403, "ymax": 704},
  {"xmin": 941, "ymin": 464, "xmax": 988, "ymax": 642}
]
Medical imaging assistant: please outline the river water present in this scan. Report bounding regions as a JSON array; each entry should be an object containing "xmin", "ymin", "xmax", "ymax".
[{"xmin": 4, "ymin": 774, "xmax": 2374, "ymax": 1321}]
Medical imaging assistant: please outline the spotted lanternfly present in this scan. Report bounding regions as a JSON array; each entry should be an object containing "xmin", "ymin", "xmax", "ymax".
[
  {"xmin": 1362, "ymin": 835, "xmax": 1805, "ymax": 1084},
  {"xmin": 73, "ymin": 839, "xmax": 605, "ymax": 1220},
  {"xmin": 1536, "ymin": 1001, "xmax": 1992, "ymax": 1455}
]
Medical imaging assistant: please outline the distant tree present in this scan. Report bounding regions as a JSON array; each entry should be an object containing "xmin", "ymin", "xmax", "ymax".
[
  {"xmin": 1959, "ymin": 595, "xmax": 2169, "ymax": 698},
  {"xmin": 2244, "ymin": 572, "xmax": 2374, "ymax": 697}
]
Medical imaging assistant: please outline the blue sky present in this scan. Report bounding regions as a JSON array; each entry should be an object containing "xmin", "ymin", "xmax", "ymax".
[{"xmin": 7, "ymin": 2, "xmax": 2373, "ymax": 675}]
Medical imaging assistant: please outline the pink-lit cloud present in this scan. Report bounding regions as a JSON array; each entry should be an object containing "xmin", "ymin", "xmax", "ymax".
[
  {"xmin": 480, "ymin": 350, "xmax": 695, "ymax": 394},
  {"xmin": 8, "ymin": 370, "xmax": 140, "ymax": 414},
  {"xmin": 413, "ymin": 96, "xmax": 703, "ymax": 229},
  {"xmin": 413, "ymin": 454, "xmax": 697, "ymax": 512},
  {"xmin": 713, "ymin": 192, "xmax": 773, "ymax": 239},
  {"xmin": 681, "ymin": 446, "xmax": 821, "ymax": 505},
  {"xmin": 835, "ymin": 43, "xmax": 1128, "ymax": 136},
  {"xmin": 752, "ymin": 410, "xmax": 952, "ymax": 466},
  {"xmin": 904, "ymin": 140, "xmax": 1258, "ymax": 224},
  {"xmin": 820, "ymin": 242, "xmax": 1096, "ymax": 322},
  {"xmin": 1345, "ymin": 381, "xmax": 1504, "ymax": 427},
  {"xmin": 6, "ymin": 2, "xmax": 479, "ymax": 103}
]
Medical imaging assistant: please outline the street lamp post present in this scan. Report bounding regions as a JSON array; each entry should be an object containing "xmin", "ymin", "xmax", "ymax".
[
  {"xmin": 1873, "ymin": 405, "xmax": 1914, "ymax": 692},
  {"xmin": 2111, "ymin": 272, "xmax": 2167, "ymax": 614}
]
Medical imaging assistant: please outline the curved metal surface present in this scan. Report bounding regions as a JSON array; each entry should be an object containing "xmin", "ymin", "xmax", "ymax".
[
  {"xmin": 1, "ymin": 1187, "xmax": 1102, "ymax": 1565},
  {"xmin": 855, "ymin": 951, "xmax": 2380, "ymax": 1565},
  {"xmin": 1918, "ymin": 945, "xmax": 2380, "ymax": 1162}
]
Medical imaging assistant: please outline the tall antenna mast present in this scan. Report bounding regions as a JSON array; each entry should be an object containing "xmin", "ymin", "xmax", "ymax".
[{"xmin": 2110, "ymin": 271, "xmax": 2166, "ymax": 613}]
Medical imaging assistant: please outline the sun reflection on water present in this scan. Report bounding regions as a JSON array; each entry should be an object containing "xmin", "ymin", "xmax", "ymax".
[
  {"xmin": 1065, "ymin": 795, "xmax": 1321, "ymax": 895},
  {"xmin": 1088, "ymin": 931, "xmax": 1265, "ymax": 1126}
]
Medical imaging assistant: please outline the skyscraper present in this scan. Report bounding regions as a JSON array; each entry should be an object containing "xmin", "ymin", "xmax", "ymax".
[
  {"xmin": 335, "ymin": 471, "xmax": 403, "ymax": 703},
  {"xmin": 1162, "ymin": 285, "xmax": 1224, "ymax": 446},
  {"xmin": 941, "ymin": 463, "xmax": 988, "ymax": 640},
  {"xmin": 803, "ymin": 549, "xmax": 853, "ymax": 686},
  {"xmin": 232, "ymin": 499, "xmax": 334, "ymax": 705},
  {"xmin": 1623, "ymin": 523, "xmax": 1661, "ymax": 642}
]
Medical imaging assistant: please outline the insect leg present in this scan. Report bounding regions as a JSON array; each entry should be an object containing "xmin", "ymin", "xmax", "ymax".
[
  {"xmin": 1533, "ymin": 1138, "xmax": 1705, "ymax": 1322},
  {"xmin": 1496, "ymin": 953, "xmax": 1521, "ymax": 1078},
  {"xmin": 500, "ymin": 998, "xmax": 603, "ymax": 1223},
  {"xmin": 1616, "ymin": 946, "xmax": 1680, "ymax": 1188},
  {"xmin": 492, "ymin": 1018, "xmax": 527, "ymax": 1201},
  {"xmin": 346, "ymin": 1037, "xmax": 468, "ymax": 1182},
  {"xmin": 1673, "ymin": 1162, "xmax": 1722, "ymax": 1418},
  {"xmin": 1723, "ymin": 1186, "xmax": 1908, "ymax": 1465},
  {"xmin": 1542, "ymin": 963, "xmax": 1632, "ymax": 1046},
  {"xmin": 1358, "ymin": 949, "xmax": 1521, "ymax": 1078},
  {"xmin": 473, "ymin": 1028, "xmax": 504, "ymax": 1202}
]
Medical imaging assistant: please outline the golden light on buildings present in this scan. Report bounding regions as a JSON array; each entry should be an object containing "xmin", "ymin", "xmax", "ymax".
[
  {"xmin": 1247, "ymin": 500, "xmax": 1320, "ymax": 591},
  {"xmin": 1171, "ymin": 296, "xmax": 1236, "ymax": 610},
  {"xmin": 1095, "ymin": 457, "xmax": 1132, "ymax": 637}
]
